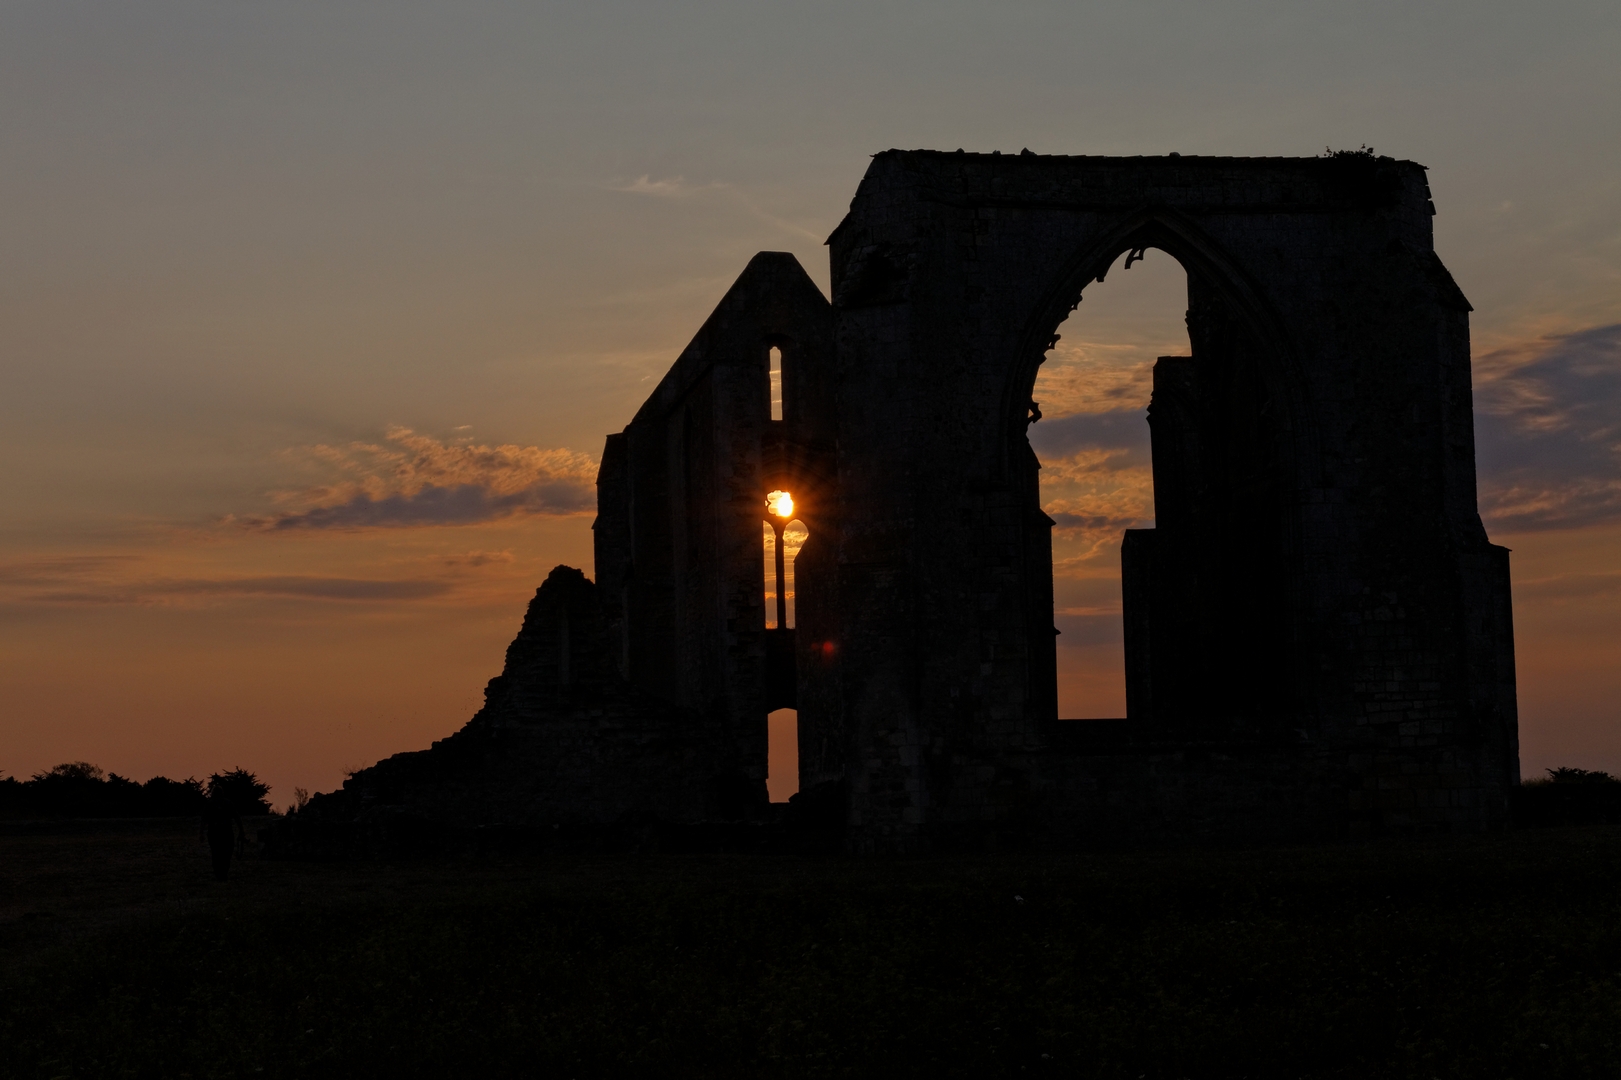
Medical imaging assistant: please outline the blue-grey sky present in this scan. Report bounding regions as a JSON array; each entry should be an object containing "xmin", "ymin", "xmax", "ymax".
[{"xmin": 2, "ymin": 0, "xmax": 1617, "ymax": 799}]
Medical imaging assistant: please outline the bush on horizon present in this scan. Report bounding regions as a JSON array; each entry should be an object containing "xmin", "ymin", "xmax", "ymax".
[
  {"xmin": 1512, "ymin": 766, "xmax": 1621, "ymax": 827},
  {"xmin": 0, "ymin": 762, "xmax": 273, "ymax": 819}
]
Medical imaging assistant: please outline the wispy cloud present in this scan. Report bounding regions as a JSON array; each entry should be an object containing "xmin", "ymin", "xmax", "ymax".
[
  {"xmin": 609, "ymin": 175, "xmax": 723, "ymax": 199},
  {"xmin": 0, "ymin": 555, "xmax": 141, "ymax": 585},
  {"xmin": 607, "ymin": 175, "xmax": 826, "ymax": 242},
  {"xmin": 1035, "ymin": 339, "xmax": 1160, "ymax": 418},
  {"xmin": 1028, "ymin": 411, "xmax": 1149, "ymax": 467},
  {"xmin": 1054, "ymin": 613, "xmax": 1124, "ymax": 647},
  {"xmin": 1514, "ymin": 572, "xmax": 1621, "ymax": 601},
  {"xmin": 1475, "ymin": 323, "xmax": 1621, "ymax": 532},
  {"xmin": 441, "ymin": 550, "xmax": 516, "ymax": 569},
  {"xmin": 242, "ymin": 428, "xmax": 597, "ymax": 531},
  {"xmin": 1027, "ymin": 412, "xmax": 1156, "ymax": 577},
  {"xmin": 0, "ymin": 557, "xmax": 455, "ymax": 607},
  {"xmin": 41, "ymin": 577, "xmax": 453, "ymax": 605}
]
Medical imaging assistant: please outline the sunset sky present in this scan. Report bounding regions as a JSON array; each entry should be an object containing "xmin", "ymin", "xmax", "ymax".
[{"xmin": 3, "ymin": 1, "xmax": 1618, "ymax": 806}]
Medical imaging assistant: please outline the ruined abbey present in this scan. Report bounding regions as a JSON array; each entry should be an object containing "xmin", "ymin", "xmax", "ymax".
[{"xmin": 315, "ymin": 150, "xmax": 1519, "ymax": 851}]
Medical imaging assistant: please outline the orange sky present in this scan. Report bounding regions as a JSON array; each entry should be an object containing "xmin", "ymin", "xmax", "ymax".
[{"xmin": 2, "ymin": 1, "xmax": 1618, "ymax": 806}]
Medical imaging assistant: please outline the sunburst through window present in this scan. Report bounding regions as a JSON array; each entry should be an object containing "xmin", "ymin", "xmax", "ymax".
[
  {"xmin": 763, "ymin": 489, "xmax": 805, "ymax": 801},
  {"xmin": 763, "ymin": 490, "xmax": 805, "ymax": 629}
]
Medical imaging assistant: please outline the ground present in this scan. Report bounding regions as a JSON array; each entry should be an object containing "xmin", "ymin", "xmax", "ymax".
[{"xmin": 2, "ymin": 820, "xmax": 1619, "ymax": 1078}]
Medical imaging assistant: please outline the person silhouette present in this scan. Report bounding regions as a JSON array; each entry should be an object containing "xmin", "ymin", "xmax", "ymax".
[{"xmin": 201, "ymin": 799, "xmax": 239, "ymax": 881}]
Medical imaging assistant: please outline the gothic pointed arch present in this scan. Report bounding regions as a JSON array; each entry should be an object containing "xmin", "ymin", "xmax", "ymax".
[{"xmin": 1003, "ymin": 206, "xmax": 1317, "ymax": 490}]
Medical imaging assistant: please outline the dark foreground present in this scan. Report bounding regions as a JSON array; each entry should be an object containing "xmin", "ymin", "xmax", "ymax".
[{"xmin": 2, "ymin": 822, "xmax": 1619, "ymax": 1079}]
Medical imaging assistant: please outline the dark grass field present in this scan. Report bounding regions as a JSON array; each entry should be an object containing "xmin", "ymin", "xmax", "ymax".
[{"xmin": 3, "ymin": 822, "xmax": 1620, "ymax": 1078}]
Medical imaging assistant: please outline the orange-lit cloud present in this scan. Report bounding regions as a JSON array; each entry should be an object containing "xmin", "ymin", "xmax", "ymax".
[
  {"xmin": 1036, "ymin": 338, "xmax": 1159, "ymax": 416},
  {"xmin": 241, "ymin": 428, "xmax": 598, "ymax": 531}
]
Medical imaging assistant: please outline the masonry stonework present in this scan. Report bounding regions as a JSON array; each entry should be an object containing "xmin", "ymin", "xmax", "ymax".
[{"xmin": 320, "ymin": 151, "xmax": 1518, "ymax": 851}]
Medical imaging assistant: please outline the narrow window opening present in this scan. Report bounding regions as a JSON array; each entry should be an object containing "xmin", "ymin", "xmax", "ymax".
[
  {"xmin": 782, "ymin": 518, "xmax": 805, "ymax": 629},
  {"xmin": 764, "ymin": 492, "xmax": 804, "ymax": 798},
  {"xmin": 763, "ymin": 491, "xmax": 802, "ymax": 628},
  {"xmin": 769, "ymin": 346, "xmax": 784, "ymax": 422},
  {"xmin": 763, "ymin": 520, "xmax": 782, "ymax": 629}
]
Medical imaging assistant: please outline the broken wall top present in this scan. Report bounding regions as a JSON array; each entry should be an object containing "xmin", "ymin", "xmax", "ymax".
[{"xmin": 629, "ymin": 250, "xmax": 831, "ymax": 429}]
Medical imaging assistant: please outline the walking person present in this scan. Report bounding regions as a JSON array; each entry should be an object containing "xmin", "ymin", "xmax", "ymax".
[
  {"xmin": 200, "ymin": 768, "xmax": 271, "ymax": 882},
  {"xmin": 201, "ymin": 798, "xmax": 239, "ymax": 881}
]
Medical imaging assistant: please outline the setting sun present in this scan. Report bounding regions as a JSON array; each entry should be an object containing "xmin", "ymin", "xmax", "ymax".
[{"xmin": 766, "ymin": 490, "xmax": 795, "ymax": 520}]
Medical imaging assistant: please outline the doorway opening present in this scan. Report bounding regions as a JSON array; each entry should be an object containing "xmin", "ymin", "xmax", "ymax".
[
  {"xmin": 767, "ymin": 709, "xmax": 799, "ymax": 802},
  {"xmin": 1028, "ymin": 247, "xmax": 1189, "ymax": 719}
]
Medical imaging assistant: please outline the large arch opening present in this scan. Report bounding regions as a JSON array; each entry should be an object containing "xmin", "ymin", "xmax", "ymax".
[
  {"xmin": 1028, "ymin": 247, "xmax": 1190, "ymax": 719},
  {"xmin": 1016, "ymin": 222, "xmax": 1305, "ymax": 736}
]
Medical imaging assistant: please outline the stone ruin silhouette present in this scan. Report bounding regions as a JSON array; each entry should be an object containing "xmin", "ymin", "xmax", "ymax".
[{"xmin": 313, "ymin": 150, "xmax": 1519, "ymax": 852}]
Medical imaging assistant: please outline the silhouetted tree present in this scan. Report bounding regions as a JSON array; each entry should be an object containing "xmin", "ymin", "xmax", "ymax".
[
  {"xmin": 29, "ymin": 762, "xmax": 117, "ymax": 816},
  {"xmin": 106, "ymin": 771, "xmax": 142, "ymax": 807},
  {"xmin": 1, "ymin": 763, "xmax": 209, "ymax": 818},
  {"xmin": 205, "ymin": 768, "xmax": 272, "ymax": 816},
  {"xmin": 47, "ymin": 761, "xmax": 104, "ymax": 781},
  {"xmin": 139, "ymin": 775, "xmax": 206, "ymax": 816}
]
